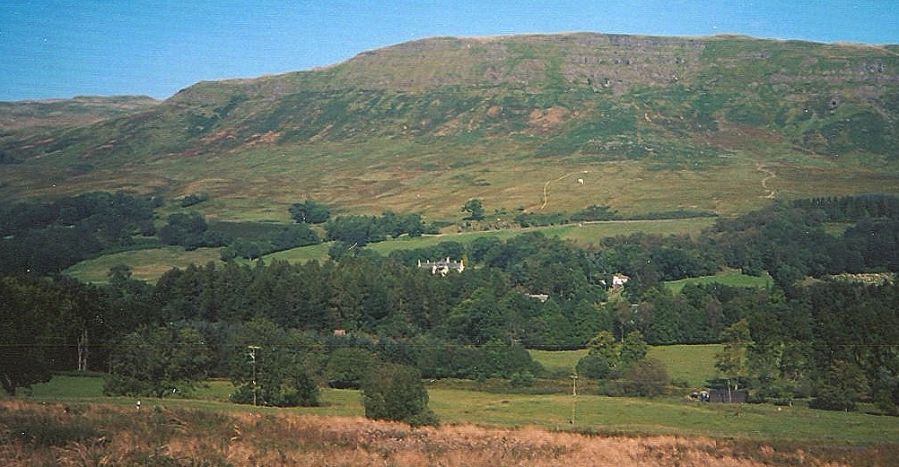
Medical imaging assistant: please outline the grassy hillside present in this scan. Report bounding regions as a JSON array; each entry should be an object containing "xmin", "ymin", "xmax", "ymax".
[
  {"xmin": 2, "ymin": 33, "xmax": 898, "ymax": 221},
  {"xmin": 0, "ymin": 95, "xmax": 159, "ymax": 131}
]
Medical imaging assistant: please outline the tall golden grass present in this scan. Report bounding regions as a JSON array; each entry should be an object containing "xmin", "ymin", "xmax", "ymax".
[{"xmin": 1, "ymin": 400, "xmax": 893, "ymax": 466}]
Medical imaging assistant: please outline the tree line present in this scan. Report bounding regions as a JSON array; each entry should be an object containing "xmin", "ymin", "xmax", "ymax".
[{"xmin": 1, "ymin": 194, "xmax": 899, "ymax": 416}]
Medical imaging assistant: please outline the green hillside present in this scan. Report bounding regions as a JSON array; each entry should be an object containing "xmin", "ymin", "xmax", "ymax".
[{"xmin": 3, "ymin": 33, "xmax": 899, "ymax": 220}]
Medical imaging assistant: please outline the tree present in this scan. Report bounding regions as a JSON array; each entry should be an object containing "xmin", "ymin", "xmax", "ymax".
[
  {"xmin": 462, "ymin": 198, "xmax": 485, "ymax": 221},
  {"xmin": 810, "ymin": 360, "xmax": 869, "ymax": 411},
  {"xmin": 577, "ymin": 330, "xmax": 649, "ymax": 381},
  {"xmin": 361, "ymin": 363, "xmax": 438, "ymax": 426},
  {"xmin": 0, "ymin": 277, "xmax": 52, "ymax": 395},
  {"xmin": 619, "ymin": 331, "xmax": 649, "ymax": 368},
  {"xmin": 104, "ymin": 325, "xmax": 211, "ymax": 397},
  {"xmin": 715, "ymin": 319, "xmax": 753, "ymax": 402},
  {"xmin": 274, "ymin": 224, "xmax": 320, "ymax": 250},
  {"xmin": 576, "ymin": 352, "xmax": 613, "ymax": 380},
  {"xmin": 290, "ymin": 200, "xmax": 330, "ymax": 224},
  {"xmin": 228, "ymin": 319, "xmax": 320, "ymax": 407}
]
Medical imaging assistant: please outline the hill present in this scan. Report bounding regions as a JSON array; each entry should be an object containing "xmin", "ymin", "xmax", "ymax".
[
  {"xmin": 0, "ymin": 95, "xmax": 160, "ymax": 131},
  {"xmin": 2, "ymin": 33, "xmax": 899, "ymax": 220}
]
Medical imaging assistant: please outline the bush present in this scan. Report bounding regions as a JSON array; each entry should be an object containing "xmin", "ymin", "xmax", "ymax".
[
  {"xmin": 509, "ymin": 371, "xmax": 535, "ymax": 388},
  {"xmin": 326, "ymin": 348, "xmax": 376, "ymax": 388},
  {"xmin": 229, "ymin": 366, "xmax": 319, "ymax": 407},
  {"xmin": 621, "ymin": 358, "xmax": 669, "ymax": 397},
  {"xmin": 180, "ymin": 193, "xmax": 209, "ymax": 207},
  {"xmin": 576, "ymin": 352, "xmax": 613, "ymax": 380},
  {"xmin": 361, "ymin": 363, "xmax": 438, "ymax": 426}
]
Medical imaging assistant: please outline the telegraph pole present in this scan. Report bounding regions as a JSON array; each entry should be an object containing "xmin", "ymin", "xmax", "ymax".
[
  {"xmin": 570, "ymin": 372, "xmax": 578, "ymax": 425},
  {"xmin": 248, "ymin": 345, "xmax": 261, "ymax": 406}
]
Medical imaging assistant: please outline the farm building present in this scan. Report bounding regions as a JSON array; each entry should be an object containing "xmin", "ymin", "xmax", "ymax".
[{"xmin": 418, "ymin": 258, "xmax": 465, "ymax": 276}]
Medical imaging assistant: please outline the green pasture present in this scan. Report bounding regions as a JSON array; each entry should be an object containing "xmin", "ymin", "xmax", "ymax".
[
  {"xmin": 23, "ymin": 373, "xmax": 899, "ymax": 444},
  {"xmin": 63, "ymin": 246, "xmax": 225, "ymax": 284},
  {"xmin": 530, "ymin": 344, "xmax": 722, "ymax": 387},
  {"xmin": 664, "ymin": 270, "xmax": 772, "ymax": 293}
]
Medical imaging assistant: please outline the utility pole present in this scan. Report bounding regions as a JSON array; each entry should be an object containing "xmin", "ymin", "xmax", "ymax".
[
  {"xmin": 248, "ymin": 345, "xmax": 261, "ymax": 406},
  {"xmin": 570, "ymin": 372, "xmax": 578, "ymax": 425}
]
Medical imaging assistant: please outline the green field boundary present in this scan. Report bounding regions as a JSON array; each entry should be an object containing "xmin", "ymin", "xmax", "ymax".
[
  {"xmin": 664, "ymin": 270, "xmax": 772, "ymax": 293},
  {"xmin": 20, "ymin": 374, "xmax": 899, "ymax": 444},
  {"xmin": 64, "ymin": 218, "xmax": 715, "ymax": 283}
]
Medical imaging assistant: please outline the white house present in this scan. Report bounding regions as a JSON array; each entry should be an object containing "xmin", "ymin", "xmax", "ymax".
[{"xmin": 418, "ymin": 257, "xmax": 465, "ymax": 276}]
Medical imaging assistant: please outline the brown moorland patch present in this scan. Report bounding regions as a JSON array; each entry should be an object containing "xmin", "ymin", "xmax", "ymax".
[{"xmin": 2, "ymin": 400, "xmax": 895, "ymax": 466}]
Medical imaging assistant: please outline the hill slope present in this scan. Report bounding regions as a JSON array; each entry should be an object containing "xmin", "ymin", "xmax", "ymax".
[
  {"xmin": 3, "ymin": 33, "xmax": 899, "ymax": 221},
  {"xmin": 0, "ymin": 95, "xmax": 160, "ymax": 131}
]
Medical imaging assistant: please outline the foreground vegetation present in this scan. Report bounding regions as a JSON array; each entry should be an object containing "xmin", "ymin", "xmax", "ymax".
[
  {"xmin": 20, "ymin": 375, "xmax": 899, "ymax": 446},
  {"xmin": 6, "ymin": 399, "xmax": 898, "ymax": 467}
]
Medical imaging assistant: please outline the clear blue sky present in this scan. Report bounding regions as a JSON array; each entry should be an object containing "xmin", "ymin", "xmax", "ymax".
[{"xmin": 2, "ymin": 0, "xmax": 898, "ymax": 101}]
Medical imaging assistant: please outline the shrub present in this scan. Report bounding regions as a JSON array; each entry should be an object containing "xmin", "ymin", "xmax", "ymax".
[
  {"xmin": 361, "ymin": 363, "xmax": 438, "ymax": 427},
  {"xmin": 576, "ymin": 352, "xmax": 613, "ymax": 380},
  {"xmin": 510, "ymin": 371, "xmax": 535, "ymax": 388},
  {"xmin": 622, "ymin": 358, "xmax": 669, "ymax": 397},
  {"xmin": 326, "ymin": 348, "xmax": 377, "ymax": 389},
  {"xmin": 180, "ymin": 192, "xmax": 209, "ymax": 207}
]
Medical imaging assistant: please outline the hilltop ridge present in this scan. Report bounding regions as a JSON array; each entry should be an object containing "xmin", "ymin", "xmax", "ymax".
[{"xmin": 2, "ymin": 32, "xmax": 899, "ymax": 220}]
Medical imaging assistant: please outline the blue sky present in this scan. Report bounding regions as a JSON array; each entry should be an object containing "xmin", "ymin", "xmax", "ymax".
[{"xmin": 2, "ymin": 0, "xmax": 898, "ymax": 101}]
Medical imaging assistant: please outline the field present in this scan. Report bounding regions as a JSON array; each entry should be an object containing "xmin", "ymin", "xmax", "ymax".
[
  {"xmin": 530, "ymin": 345, "xmax": 722, "ymax": 387},
  {"xmin": 12, "ymin": 341, "xmax": 899, "ymax": 466},
  {"xmin": 664, "ymin": 270, "xmax": 772, "ymax": 293},
  {"xmin": 5, "ymin": 400, "xmax": 898, "ymax": 466},
  {"xmin": 15, "ymin": 374, "xmax": 899, "ymax": 446},
  {"xmin": 63, "ymin": 246, "xmax": 225, "ymax": 284}
]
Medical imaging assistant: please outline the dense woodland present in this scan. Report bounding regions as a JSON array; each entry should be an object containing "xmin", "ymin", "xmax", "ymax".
[{"xmin": 1, "ymin": 194, "xmax": 898, "ymax": 415}]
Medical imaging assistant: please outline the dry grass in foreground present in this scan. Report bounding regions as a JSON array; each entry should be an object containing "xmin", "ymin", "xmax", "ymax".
[{"xmin": 1, "ymin": 400, "xmax": 895, "ymax": 466}]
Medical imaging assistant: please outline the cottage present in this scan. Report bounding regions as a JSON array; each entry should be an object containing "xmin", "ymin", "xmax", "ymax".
[
  {"xmin": 418, "ymin": 257, "xmax": 465, "ymax": 276},
  {"xmin": 612, "ymin": 274, "xmax": 630, "ymax": 288}
]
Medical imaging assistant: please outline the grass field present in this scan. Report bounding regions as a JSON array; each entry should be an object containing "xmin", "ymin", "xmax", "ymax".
[
  {"xmin": 530, "ymin": 345, "xmax": 722, "ymax": 387},
  {"xmin": 63, "ymin": 218, "xmax": 715, "ymax": 283},
  {"xmin": 21, "ymin": 373, "xmax": 899, "ymax": 445},
  {"xmin": 664, "ymin": 270, "xmax": 772, "ymax": 293},
  {"xmin": 63, "ymin": 246, "xmax": 225, "ymax": 284}
]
